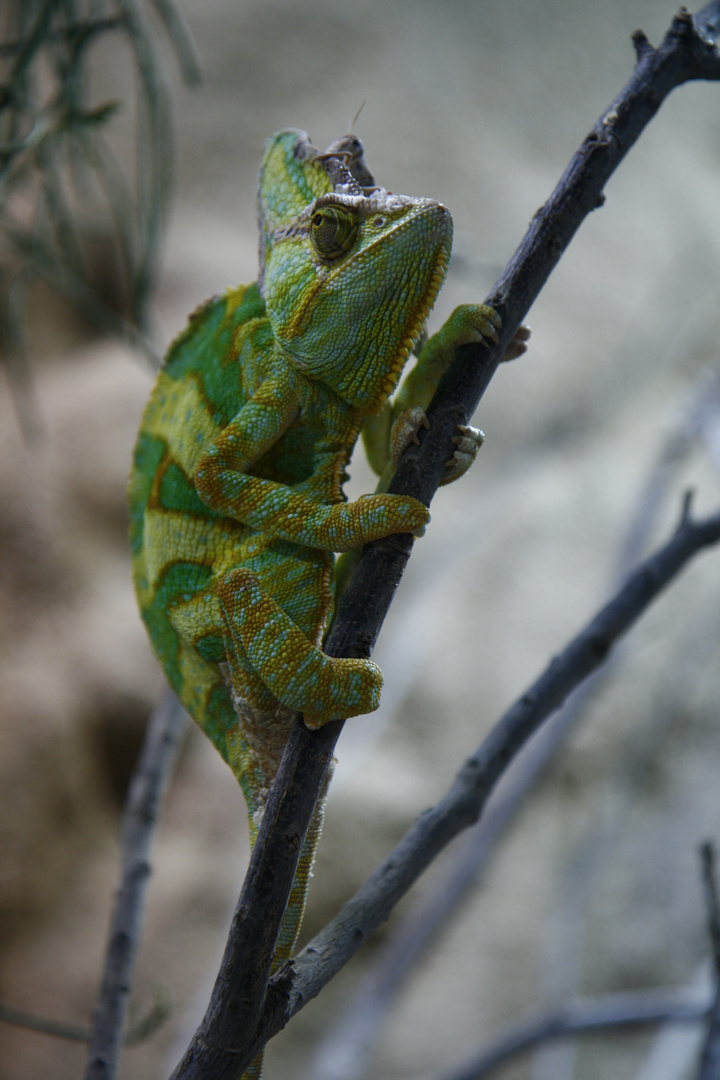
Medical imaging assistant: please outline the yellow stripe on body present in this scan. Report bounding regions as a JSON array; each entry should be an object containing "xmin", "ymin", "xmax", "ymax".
[
  {"xmin": 142, "ymin": 508, "xmax": 245, "ymax": 586},
  {"xmin": 176, "ymin": 637, "xmax": 222, "ymax": 718},
  {"xmin": 143, "ymin": 370, "xmax": 223, "ymax": 477}
]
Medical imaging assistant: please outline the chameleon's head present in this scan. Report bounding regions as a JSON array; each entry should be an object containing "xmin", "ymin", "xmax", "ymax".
[{"xmin": 258, "ymin": 131, "xmax": 453, "ymax": 414}]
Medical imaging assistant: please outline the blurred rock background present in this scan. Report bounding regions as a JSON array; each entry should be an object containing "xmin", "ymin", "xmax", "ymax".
[{"xmin": 1, "ymin": 1, "xmax": 719, "ymax": 1078}]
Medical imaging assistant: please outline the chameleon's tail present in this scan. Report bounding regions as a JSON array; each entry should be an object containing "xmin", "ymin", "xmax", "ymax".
[
  {"xmin": 243, "ymin": 1055, "xmax": 264, "ymax": 1080},
  {"xmin": 241, "ymin": 773, "xmax": 330, "ymax": 1079}
]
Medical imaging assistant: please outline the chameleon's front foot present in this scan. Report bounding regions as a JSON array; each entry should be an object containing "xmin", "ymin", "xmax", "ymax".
[
  {"xmin": 219, "ymin": 568, "xmax": 383, "ymax": 727},
  {"xmin": 442, "ymin": 302, "xmax": 501, "ymax": 349},
  {"xmin": 442, "ymin": 304, "xmax": 530, "ymax": 362},
  {"xmin": 321, "ymin": 492, "xmax": 430, "ymax": 549}
]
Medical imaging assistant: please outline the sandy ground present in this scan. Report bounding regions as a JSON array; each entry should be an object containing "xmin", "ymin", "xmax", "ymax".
[{"xmin": 1, "ymin": 1, "xmax": 720, "ymax": 1079}]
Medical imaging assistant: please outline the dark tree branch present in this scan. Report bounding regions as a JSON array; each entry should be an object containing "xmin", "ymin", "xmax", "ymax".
[
  {"xmin": 697, "ymin": 841, "xmax": 720, "ymax": 1079},
  {"xmin": 85, "ymin": 689, "xmax": 187, "ymax": 1080},
  {"xmin": 428, "ymin": 989, "xmax": 711, "ymax": 1080},
  {"xmin": 169, "ymin": 6, "xmax": 720, "ymax": 1078}
]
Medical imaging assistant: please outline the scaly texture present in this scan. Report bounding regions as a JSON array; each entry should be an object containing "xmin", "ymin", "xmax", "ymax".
[{"xmin": 128, "ymin": 129, "xmax": 503, "ymax": 1077}]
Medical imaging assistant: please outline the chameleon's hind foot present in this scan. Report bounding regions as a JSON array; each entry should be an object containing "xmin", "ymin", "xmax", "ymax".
[
  {"xmin": 390, "ymin": 405, "xmax": 430, "ymax": 468},
  {"xmin": 390, "ymin": 406, "xmax": 484, "ymax": 487},
  {"xmin": 445, "ymin": 423, "xmax": 484, "ymax": 483},
  {"xmin": 219, "ymin": 568, "xmax": 382, "ymax": 727}
]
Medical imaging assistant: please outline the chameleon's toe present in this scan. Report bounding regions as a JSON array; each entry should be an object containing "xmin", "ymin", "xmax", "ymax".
[
  {"xmin": 501, "ymin": 324, "xmax": 531, "ymax": 363},
  {"xmin": 442, "ymin": 423, "xmax": 485, "ymax": 485},
  {"xmin": 390, "ymin": 405, "xmax": 430, "ymax": 469},
  {"xmin": 440, "ymin": 303, "xmax": 502, "ymax": 350},
  {"xmin": 348, "ymin": 492, "xmax": 430, "ymax": 544},
  {"xmin": 453, "ymin": 424, "xmax": 485, "ymax": 455},
  {"xmin": 303, "ymin": 657, "xmax": 384, "ymax": 729}
]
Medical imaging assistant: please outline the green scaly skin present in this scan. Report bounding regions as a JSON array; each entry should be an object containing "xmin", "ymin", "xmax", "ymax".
[{"xmin": 128, "ymin": 129, "xmax": 503, "ymax": 1077}]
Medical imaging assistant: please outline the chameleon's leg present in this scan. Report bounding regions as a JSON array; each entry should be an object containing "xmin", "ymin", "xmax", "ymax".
[
  {"xmin": 194, "ymin": 393, "xmax": 430, "ymax": 551},
  {"xmin": 366, "ymin": 307, "xmax": 531, "ymax": 490},
  {"xmin": 392, "ymin": 303, "xmax": 503, "ymax": 419},
  {"xmin": 394, "ymin": 306, "xmax": 529, "ymax": 418},
  {"xmin": 217, "ymin": 568, "xmax": 382, "ymax": 727}
]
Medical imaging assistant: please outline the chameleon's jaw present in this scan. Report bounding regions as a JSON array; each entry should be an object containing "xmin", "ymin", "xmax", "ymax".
[
  {"xmin": 365, "ymin": 210, "xmax": 451, "ymax": 413},
  {"xmin": 268, "ymin": 196, "xmax": 454, "ymax": 413}
]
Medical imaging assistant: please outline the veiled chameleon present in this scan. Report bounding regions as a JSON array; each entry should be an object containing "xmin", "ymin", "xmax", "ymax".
[{"xmin": 128, "ymin": 129, "xmax": 526, "ymax": 1078}]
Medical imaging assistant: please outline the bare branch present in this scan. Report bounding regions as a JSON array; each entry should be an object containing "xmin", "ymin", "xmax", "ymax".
[
  {"xmin": 84, "ymin": 690, "xmax": 187, "ymax": 1080},
  {"xmin": 0, "ymin": 993, "xmax": 171, "ymax": 1047},
  {"xmin": 426, "ymin": 989, "xmax": 711, "ymax": 1080}
]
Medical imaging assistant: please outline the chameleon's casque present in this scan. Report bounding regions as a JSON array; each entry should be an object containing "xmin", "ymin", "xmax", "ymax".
[{"xmin": 129, "ymin": 129, "xmax": 506, "ymax": 1079}]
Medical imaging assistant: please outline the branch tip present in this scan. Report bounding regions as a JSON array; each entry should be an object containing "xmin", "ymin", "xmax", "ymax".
[
  {"xmin": 632, "ymin": 29, "xmax": 654, "ymax": 61},
  {"xmin": 673, "ymin": 7, "xmax": 695, "ymax": 36},
  {"xmin": 678, "ymin": 488, "xmax": 696, "ymax": 530}
]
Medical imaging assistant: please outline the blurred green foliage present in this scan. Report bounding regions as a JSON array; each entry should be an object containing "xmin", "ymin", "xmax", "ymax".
[{"xmin": 0, "ymin": 0, "xmax": 200, "ymax": 401}]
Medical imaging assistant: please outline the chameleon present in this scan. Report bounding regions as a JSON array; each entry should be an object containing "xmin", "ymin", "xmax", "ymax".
[{"xmin": 128, "ymin": 129, "xmax": 527, "ymax": 1078}]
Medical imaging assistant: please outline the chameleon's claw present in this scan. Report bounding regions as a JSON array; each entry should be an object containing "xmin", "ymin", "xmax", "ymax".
[
  {"xmin": 442, "ymin": 423, "xmax": 484, "ymax": 485},
  {"xmin": 390, "ymin": 405, "xmax": 430, "ymax": 468},
  {"xmin": 412, "ymin": 514, "xmax": 430, "ymax": 539},
  {"xmin": 452, "ymin": 424, "xmax": 485, "ymax": 453},
  {"xmin": 439, "ymin": 303, "xmax": 501, "ymax": 351},
  {"xmin": 482, "ymin": 323, "xmax": 500, "ymax": 346}
]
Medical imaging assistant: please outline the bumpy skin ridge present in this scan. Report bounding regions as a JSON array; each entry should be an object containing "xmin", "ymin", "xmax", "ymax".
[{"xmin": 128, "ymin": 129, "xmax": 502, "ymax": 1079}]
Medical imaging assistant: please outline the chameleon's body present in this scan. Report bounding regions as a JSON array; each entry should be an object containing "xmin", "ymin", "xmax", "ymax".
[{"xmin": 129, "ymin": 130, "xmax": 512, "ymax": 1078}]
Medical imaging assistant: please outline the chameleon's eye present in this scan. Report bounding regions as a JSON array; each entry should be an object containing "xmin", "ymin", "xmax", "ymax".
[{"xmin": 310, "ymin": 205, "xmax": 359, "ymax": 260}]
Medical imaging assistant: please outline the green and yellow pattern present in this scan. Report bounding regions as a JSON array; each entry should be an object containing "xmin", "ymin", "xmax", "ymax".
[{"xmin": 129, "ymin": 129, "xmax": 503, "ymax": 1078}]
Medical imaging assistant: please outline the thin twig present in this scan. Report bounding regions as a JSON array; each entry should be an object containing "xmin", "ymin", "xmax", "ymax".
[
  {"xmin": 169, "ymin": 8, "xmax": 720, "ymax": 1078},
  {"xmin": 701, "ymin": 843, "xmax": 720, "ymax": 976},
  {"xmin": 425, "ymin": 989, "xmax": 711, "ymax": 1080},
  {"xmin": 696, "ymin": 841, "xmax": 720, "ymax": 1079},
  {"xmin": 147, "ymin": 0, "xmax": 202, "ymax": 85},
  {"xmin": 0, "ymin": 991, "xmax": 171, "ymax": 1047},
  {"xmin": 84, "ymin": 689, "xmax": 187, "ymax": 1080},
  {"xmin": 616, "ymin": 370, "xmax": 720, "ymax": 575}
]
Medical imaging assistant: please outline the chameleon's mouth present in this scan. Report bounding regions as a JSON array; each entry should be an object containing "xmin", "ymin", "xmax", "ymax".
[
  {"xmin": 372, "ymin": 233, "xmax": 451, "ymax": 412},
  {"xmin": 360, "ymin": 205, "xmax": 452, "ymax": 414}
]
